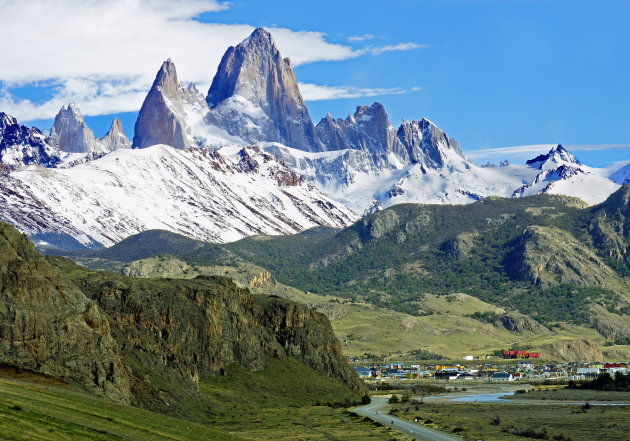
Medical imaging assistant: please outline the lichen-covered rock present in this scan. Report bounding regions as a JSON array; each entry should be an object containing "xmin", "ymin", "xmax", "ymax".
[
  {"xmin": 62, "ymin": 265, "xmax": 366, "ymax": 410},
  {"xmin": 0, "ymin": 222, "xmax": 131, "ymax": 403}
]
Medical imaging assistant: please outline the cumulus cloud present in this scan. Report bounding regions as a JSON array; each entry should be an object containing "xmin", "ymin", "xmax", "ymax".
[
  {"xmin": 298, "ymin": 83, "xmax": 407, "ymax": 101},
  {"xmin": 0, "ymin": 0, "xmax": 424, "ymax": 121}
]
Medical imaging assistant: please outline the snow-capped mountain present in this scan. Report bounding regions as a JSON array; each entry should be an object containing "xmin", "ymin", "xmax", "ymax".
[
  {"xmin": 0, "ymin": 143, "xmax": 357, "ymax": 249},
  {"xmin": 0, "ymin": 112, "xmax": 62, "ymax": 171},
  {"xmin": 126, "ymin": 28, "xmax": 628, "ymax": 211},
  {"xmin": 206, "ymin": 28, "xmax": 321, "ymax": 152},
  {"xmin": 133, "ymin": 58, "xmax": 243, "ymax": 150},
  {"xmin": 512, "ymin": 145, "xmax": 620, "ymax": 205},
  {"xmin": 0, "ymin": 26, "xmax": 626, "ymax": 251}
]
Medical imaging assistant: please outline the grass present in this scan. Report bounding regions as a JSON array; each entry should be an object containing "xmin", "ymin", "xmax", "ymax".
[
  {"xmin": 508, "ymin": 388, "xmax": 630, "ymax": 402},
  {"xmin": 0, "ymin": 360, "xmax": 415, "ymax": 441},
  {"xmin": 0, "ymin": 374, "xmax": 239, "ymax": 441},
  {"xmin": 390, "ymin": 400, "xmax": 630, "ymax": 441}
]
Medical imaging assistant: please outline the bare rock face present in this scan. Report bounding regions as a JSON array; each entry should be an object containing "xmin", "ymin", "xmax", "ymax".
[
  {"xmin": 50, "ymin": 103, "xmax": 101, "ymax": 153},
  {"xmin": 99, "ymin": 118, "xmax": 130, "ymax": 150},
  {"xmin": 0, "ymin": 222, "xmax": 131, "ymax": 403},
  {"xmin": 206, "ymin": 28, "xmax": 321, "ymax": 152},
  {"xmin": 495, "ymin": 312, "xmax": 549, "ymax": 334},
  {"xmin": 63, "ymin": 268, "xmax": 366, "ymax": 411},
  {"xmin": 541, "ymin": 339, "xmax": 603, "ymax": 362},
  {"xmin": 397, "ymin": 118, "xmax": 464, "ymax": 167},
  {"xmin": 317, "ymin": 103, "xmax": 408, "ymax": 159},
  {"xmin": 133, "ymin": 59, "xmax": 204, "ymax": 149}
]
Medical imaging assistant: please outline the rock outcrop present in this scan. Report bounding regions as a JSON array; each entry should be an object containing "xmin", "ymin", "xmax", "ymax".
[
  {"xmin": 0, "ymin": 112, "xmax": 61, "ymax": 170},
  {"xmin": 508, "ymin": 225, "xmax": 620, "ymax": 288},
  {"xmin": 0, "ymin": 225, "xmax": 365, "ymax": 412},
  {"xmin": 62, "ymin": 266, "xmax": 365, "ymax": 410},
  {"xmin": 99, "ymin": 117, "xmax": 131, "ymax": 150},
  {"xmin": 495, "ymin": 312, "xmax": 549, "ymax": 334},
  {"xmin": 207, "ymin": 28, "xmax": 321, "ymax": 152},
  {"xmin": 0, "ymin": 222, "xmax": 131, "ymax": 403},
  {"xmin": 49, "ymin": 104, "xmax": 129, "ymax": 154},
  {"xmin": 589, "ymin": 184, "xmax": 630, "ymax": 264},
  {"xmin": 541, "ymin": 340, "xmax": 603, "ymax": 362},
  {"xmin": 397, "ymin": 118, "xmax": 464, "ymax": 168}
]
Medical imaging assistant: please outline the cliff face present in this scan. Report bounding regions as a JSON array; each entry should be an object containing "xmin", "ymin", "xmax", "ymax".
[
  {"xmin": 541, "ymin": 340, "xmax": 603, "ymax": 362},
  {"xmin": 133, "ymin": 59, "xmax": 207, "ymax": 149},
  {"xmin": 207, "ymin": 28, "xmax": 320, "ymax": 152},
  {"xmin": 0, "ymin": 222, "xmax": 131, "ymax": 403},
  {"xmin": 51, "ymin": 257, "xmax": 366, "ymax": 410}
]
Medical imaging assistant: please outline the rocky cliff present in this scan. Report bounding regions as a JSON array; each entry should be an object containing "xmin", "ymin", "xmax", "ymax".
[
  {"xmin": 59, "ymin": 263, "xmax": 365, "ymax": 410},
  {"xmin": 50, "ymin": 104, "xmax": 129, "ymax": 153},
  {"xmin": 541, "ymin": 340, "xmax": 603, "ymax": 362},
  {"xmin": 0, "ymin": 222, "xmax": 131, "ymax": 403},
  {"xmin": 589, "ymin": 185, "xmax": 630, "ymax": 264},
  {"xmin": 50, "ymin": 103, "xmax": 100, "ymax": 153},
  {"xmin": 99, "ymin": 117, "xmax": 131, "ymax": 150},
  {"xmin": 207, "ymin": 28, "xmax": 321, "ymax": 152},
  {"xmin": 133, "ymin": 59, "xmax": 208, "ymax": 149}
]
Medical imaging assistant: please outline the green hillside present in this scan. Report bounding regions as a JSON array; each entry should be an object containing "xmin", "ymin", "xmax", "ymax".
[{"xmin": 181, "ymin": 192, "xmax": 630, "ymax": 330}]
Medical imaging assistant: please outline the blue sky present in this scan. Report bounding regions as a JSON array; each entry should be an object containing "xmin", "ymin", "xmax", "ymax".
[{"xmin": 1, "ymin": 0, "xmax": 628, "ymax": 166}]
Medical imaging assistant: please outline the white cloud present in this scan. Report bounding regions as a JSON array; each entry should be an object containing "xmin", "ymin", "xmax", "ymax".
[
  {"xmin": 363, "ymin": 43, "xmax": 424, "ymax": 55},
  {"xmin": 465, "ymin": 144, "xmax": 556, "ymax": 160},
  {"xmin": 411, "ymin": 86, "xmax": 423, "ymax": 91},
  {"xmin": 466, "ymin": 143, "xmax": 630, "ymax": 161},
  {"xmin": 298, "ymin": 83, "xmax": 406, "ymax": 101},
  {"xmin": 0, "ymin": 0, "xmax": 424, "ymax": 121},
  {"xmin": 349, "ymin": 34, "xmax": 375, "ymax": 42}
]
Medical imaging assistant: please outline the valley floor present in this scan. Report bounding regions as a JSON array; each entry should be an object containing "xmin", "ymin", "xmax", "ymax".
[
  {"xmin": 377, "ymin": 384, "xmax": 630, "ymax": 441},
  {"xmin": 0, "ymin": 367, "xmax": 414, "ymax": 441}
]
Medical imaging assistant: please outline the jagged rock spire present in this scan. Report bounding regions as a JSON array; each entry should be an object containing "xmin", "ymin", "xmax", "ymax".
[
  {"xmin": 99, "ymin": 118, "xmax": 130, "ymax": 150},
  {"xmin": 206, "ymin": 27, "xmax": 322, "ymax": 152},
  {"xmin": 50, "ymin": 103, "xmax": 99, "ymax": 153},
  {"xmin": 133, "ymin": 59, "xmax": 191, "ymax": 149}
]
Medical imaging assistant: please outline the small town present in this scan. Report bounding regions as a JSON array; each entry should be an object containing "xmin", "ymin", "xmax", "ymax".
[{"xmin": 353, "ymin": 356, "xmax": 630, "ymax": 382}]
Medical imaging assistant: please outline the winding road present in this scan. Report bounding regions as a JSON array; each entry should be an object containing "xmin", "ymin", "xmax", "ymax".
[{"xmin": 353, "ymin": 397, "xmax": 461, "ymax": 441}]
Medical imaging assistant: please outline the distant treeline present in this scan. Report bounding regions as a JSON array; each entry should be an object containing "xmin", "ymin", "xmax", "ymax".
[{"xmin": 570, "ymin": 373, "xmax": 630, "ymax": 392}]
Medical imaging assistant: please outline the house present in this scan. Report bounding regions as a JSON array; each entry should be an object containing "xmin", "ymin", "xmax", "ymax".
[
  {"xmin": 435, "ymin": 368, "xmax": 461, "ymax": 380},
  {"xmin": 490, "ymin": 371, "xmax": 514, "ymax": 381}
]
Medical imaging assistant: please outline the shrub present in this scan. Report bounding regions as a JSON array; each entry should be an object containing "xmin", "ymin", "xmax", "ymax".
[{"xmin": 389, "ymin": 394, "xmax": 400, "ymax": 404}]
